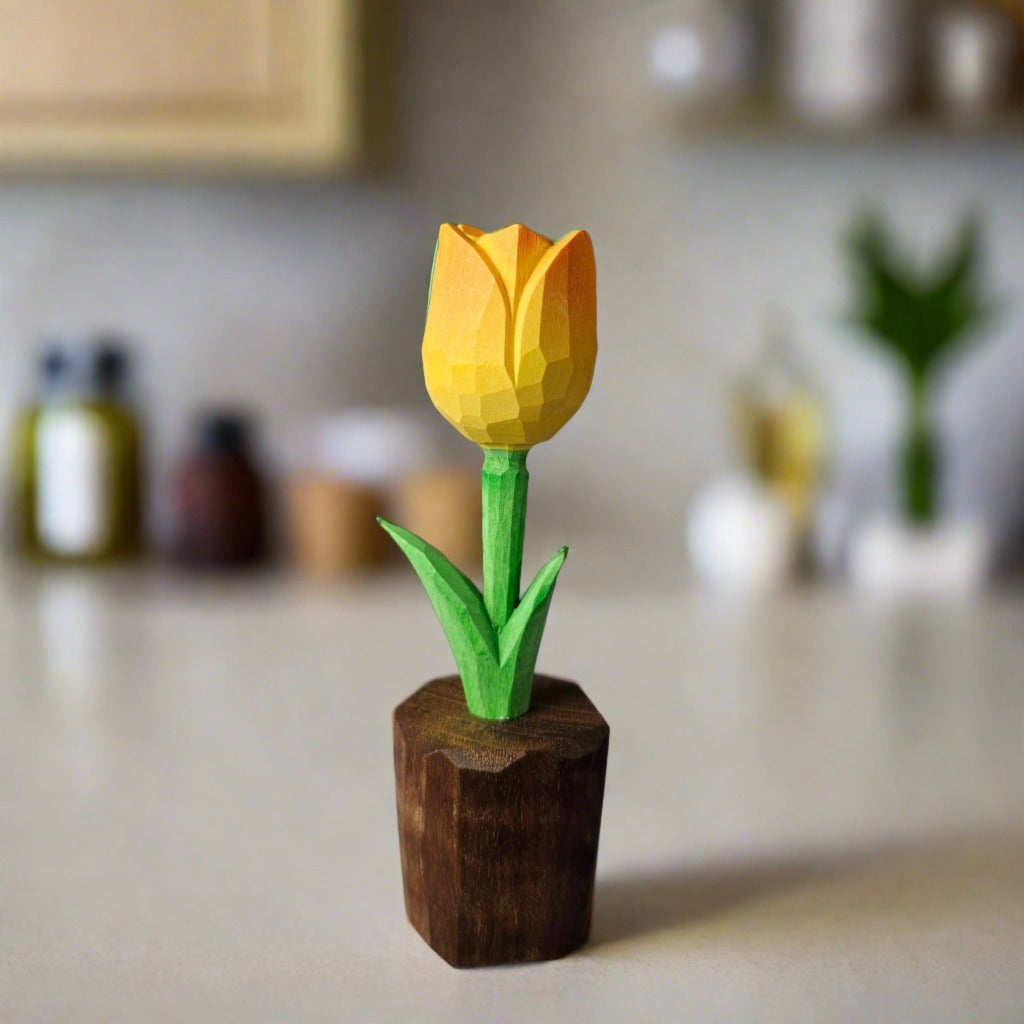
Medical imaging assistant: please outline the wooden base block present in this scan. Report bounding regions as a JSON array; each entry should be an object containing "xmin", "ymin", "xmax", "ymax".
[{"xmin": 393, "ymin": 675, "xmax": 609, "ymax": 967}]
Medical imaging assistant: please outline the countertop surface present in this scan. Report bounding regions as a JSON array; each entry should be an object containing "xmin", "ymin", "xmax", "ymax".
[{"xmin": 2, "ymin": 570, "xmax": 1023, "ymax": 1023}]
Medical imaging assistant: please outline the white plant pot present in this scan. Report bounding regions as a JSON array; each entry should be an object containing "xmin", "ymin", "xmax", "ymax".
[{"xmin": 848, "ymin": 518, "xmax": 991, "ymax": 597}]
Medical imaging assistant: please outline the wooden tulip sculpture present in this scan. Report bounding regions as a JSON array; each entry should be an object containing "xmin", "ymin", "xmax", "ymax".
[{"xmin": 379, "ymin": 223, "xmax": 597, "ymax": 720}]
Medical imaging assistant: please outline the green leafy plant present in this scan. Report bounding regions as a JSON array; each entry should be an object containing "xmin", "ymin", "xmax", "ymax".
[{"xmin": 845, "ymin": 212, "xmax": 996, "ymax": 523}]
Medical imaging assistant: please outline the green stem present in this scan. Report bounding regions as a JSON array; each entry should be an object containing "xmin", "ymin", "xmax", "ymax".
[
  {"xmin": 903, "ymin": 376, "xmax": 937, "ymax": 525},
  {"xmin": 481, "ymin": 448, "xmax": 529, "ymax": 631}
]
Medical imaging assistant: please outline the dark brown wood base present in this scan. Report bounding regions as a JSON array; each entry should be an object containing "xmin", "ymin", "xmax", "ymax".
[{"xmin": 393, "ymin": 675, "xmax": 609, "ymax": 967}]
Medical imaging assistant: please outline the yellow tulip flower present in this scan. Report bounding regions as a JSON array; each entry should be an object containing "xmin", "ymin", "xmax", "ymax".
[
  {"xmin": 422, "ymin": 223, "xmax": 597, "ymax": 449},
  {"xmin": 383, "ymin": 221, "xmax": 600, "ymax": 719}
]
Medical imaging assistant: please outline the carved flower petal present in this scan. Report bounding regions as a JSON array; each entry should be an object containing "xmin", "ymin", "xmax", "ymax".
[
  {"xmin": 475, "ymin": 224, "xmax": 553, "ymax": 321},
  {"xmin": 511, "ymin": 229, "xmax": 597, "ymax": 444},
  {"xmin": 422, "ymin": 224, "xmax": 513, "ymax": 441}
]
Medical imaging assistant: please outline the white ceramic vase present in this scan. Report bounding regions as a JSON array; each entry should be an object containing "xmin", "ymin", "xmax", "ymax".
[{"xmin": 848, "ymin": 518, "xmax": 991, "ymax": 597}]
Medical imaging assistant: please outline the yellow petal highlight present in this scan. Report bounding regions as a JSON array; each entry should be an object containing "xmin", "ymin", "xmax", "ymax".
[
  {"xmin": 512, "ymin": 230, "xmax": 597, "ymax": 444},
  {"xmin": 423, "ymin": 224, "xmax": 512, "ymax": 439},
  {"xmin": 475, "ymin": 224, "xmax": 553, "ymax": 318},
  {"xmin": 421, "ymin": 223, "xmax": 597, "ymax": 449}
]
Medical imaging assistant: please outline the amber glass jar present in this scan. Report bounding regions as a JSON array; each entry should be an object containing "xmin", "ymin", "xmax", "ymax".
[
  {"xmin": 11, "ymin": 340, "xmax": 143, "ymax": 563},
  {"xmin": 172, "ymin": 412, "xmax": 266, "ymax": 569}
]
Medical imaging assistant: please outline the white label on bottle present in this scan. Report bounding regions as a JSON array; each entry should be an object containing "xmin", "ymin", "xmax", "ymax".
[{"xmin": 36, "ymin": 410, "xmax": 110, "ymax": 555}]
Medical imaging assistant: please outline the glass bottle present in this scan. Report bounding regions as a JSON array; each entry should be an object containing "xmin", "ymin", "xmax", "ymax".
[
  {"xmin": 11, "ymin": 338, "xmax": 144, "ymax": 563},
  {"xmin": 171, "ymin": 411, "xmax": 266, "ymax": 570},
  {"xmin": 732, "ymin": 313, "xmax": 826, "ymax": 533}
]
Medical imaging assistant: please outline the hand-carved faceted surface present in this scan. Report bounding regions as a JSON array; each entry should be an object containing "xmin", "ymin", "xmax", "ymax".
[
  {"xmin": 422, "ymin": 223, "xmax": 598, "ymax": 449},
  {"xmin": 393, "ymin": 675, "xmax": 610, "ymax": 967}
]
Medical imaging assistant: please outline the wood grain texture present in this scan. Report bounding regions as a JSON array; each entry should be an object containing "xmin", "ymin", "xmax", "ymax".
[{"xmin": 393, "ymin": 675, "xmax": 609, "ymax": 967}]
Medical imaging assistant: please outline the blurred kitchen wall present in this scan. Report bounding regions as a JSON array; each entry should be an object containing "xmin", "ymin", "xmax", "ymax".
[{"xmin": 0, "ymin": 0, "xmax": 1020, "ymax": 585}]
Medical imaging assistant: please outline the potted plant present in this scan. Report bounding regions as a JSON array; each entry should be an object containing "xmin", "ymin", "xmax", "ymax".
[
  {"xmin": 843, "ymin": 211, "xmax": 998, "ymax": 593},
  {"xmin": 379, "ymin": 223, "xmax": 608, "ymax": 967}
]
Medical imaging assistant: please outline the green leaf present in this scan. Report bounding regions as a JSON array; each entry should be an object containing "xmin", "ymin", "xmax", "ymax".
[
  {"xmin": 381, "ymin": 518, "xmax": 570, "ymax": 722},
  {"xmin": 496, "ymin": 546, "xmax": 568, "ymax": 718},
  {"xmin": 844, "ymin": 210, "xmax": 999, "ymax": 379},
  {"xmin": 498, "ymin": 546, "xmax": 567, "ymax": 664},
  {"xmin": 377, "ymin": 518, "xmax": 499, "ymax": 713}
]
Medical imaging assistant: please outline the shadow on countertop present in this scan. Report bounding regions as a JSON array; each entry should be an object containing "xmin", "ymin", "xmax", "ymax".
[
  {"xmin": 590, "ymin": 857, "xmax": 837, "ymax": 948},
  {"xmin": 589, "ymin": 828, "xmax": 1024, "ymax": 951}
]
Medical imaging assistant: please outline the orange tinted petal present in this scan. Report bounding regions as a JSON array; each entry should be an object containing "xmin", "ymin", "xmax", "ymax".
[
  {"xmin": 475, "ymin": 224, "xmax": 553, "ymax": 321},
  {"xmin": 422, "ymin": 224, "xmax": 513, "ymax": 443},
  {"xmin": 511, "ymin": 229, "xmax": 597, "ymax": 445}
]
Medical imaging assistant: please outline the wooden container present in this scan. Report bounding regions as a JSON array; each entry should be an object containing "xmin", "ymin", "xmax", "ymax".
[
  {"xmin": 394, "ymin": 466, "xmax": 481, "ymax": 571},
  {"xmin": 286, "ymin": 474, "xmax": 387, "ymax": 576},
  {"xmin": 393, "ymin": 675, "xmax": 609, "ymax": 967}
]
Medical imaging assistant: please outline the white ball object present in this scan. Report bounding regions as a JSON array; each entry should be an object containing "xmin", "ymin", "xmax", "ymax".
[
  {"xmin": 649, "ymin": 2, "xmax": 752, "ymax": 105},
  {"xmin": 686, "ymin": 476, "xmax": 798, "ymax": 593}
]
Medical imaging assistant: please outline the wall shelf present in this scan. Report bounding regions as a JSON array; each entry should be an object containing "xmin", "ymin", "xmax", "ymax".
[{"xmin": 665, "ymin": 104, "xmax": 1024, "ymax": 146}]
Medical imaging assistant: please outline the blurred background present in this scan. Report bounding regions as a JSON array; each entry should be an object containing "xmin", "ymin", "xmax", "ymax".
[
  {"xmin": 3, "ymin": 3, "xmax": 1024, "ymax": 1019},
  {"xmin": 0, "ymin": 0, "xmax": 1021, "ymax": 593}
]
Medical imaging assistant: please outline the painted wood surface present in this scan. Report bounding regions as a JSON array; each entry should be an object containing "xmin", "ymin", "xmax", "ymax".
[
  {"xmin": 381, "ymin": 220, "xmax": 599, "ymax": 722},
  {"xmin": 378, "ymin": 515, "xmax": 566, "ymax": 719},
  {"xmin": 481, "ymin": 448, "xmax": 528, "ymax": 629},
  {"xmin": 422, "ymin": 223, "xmax": 597, "ymax": 449}
]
